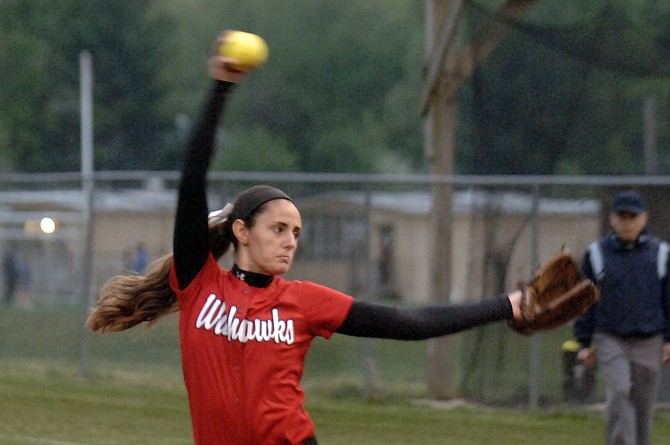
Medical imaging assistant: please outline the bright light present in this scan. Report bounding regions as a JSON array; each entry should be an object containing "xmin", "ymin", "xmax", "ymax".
[{"xmin": 40, "ymin": 217, "xmax": 56, "ymax": 234}]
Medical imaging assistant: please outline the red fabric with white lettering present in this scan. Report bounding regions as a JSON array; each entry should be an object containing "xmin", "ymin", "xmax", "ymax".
[{"xmin": 169, "ymin": 254, "xmax": 354, "ymax": 445}]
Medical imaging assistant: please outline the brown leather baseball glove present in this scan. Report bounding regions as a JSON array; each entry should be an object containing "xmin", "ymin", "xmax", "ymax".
[{"xmin": 510, "ymin": 250, "xmax": 599, "ymax": 335}]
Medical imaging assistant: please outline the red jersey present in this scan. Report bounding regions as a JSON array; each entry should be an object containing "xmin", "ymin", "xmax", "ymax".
[{"xmin": 169, "ymin": 255, "xmax": 354, "ymax": 445}]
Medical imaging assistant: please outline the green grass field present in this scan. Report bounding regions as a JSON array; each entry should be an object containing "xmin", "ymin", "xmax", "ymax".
[{"xmin": 2, "ymin": 305, "xmax": 670, "ymax": 444}]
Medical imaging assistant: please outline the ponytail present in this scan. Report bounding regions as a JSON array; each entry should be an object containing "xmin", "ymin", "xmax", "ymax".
[
  {"xmin": 86, "ymin": 254, "xmax": 176, "ymax": 332},
  {"xmin": 87, "ymin": 219, "xmax": 236, "ymax": 333}
]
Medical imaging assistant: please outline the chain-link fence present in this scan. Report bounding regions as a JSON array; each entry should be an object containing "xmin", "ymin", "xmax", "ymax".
[{"xmin": 2, "ymin": 171, "xmax": 670, "ymax": 407}]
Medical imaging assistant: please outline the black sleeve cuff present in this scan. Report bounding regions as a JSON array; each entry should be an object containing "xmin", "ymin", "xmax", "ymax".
[{"xmin": 214, "ymin": 80, "xmax": 234, "ymax": 93}]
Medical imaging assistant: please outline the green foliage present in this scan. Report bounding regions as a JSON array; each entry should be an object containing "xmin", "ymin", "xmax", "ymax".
[
  {"xmin": 470, "ymin": 0, "xmax": 609, "ymax": 27},
  {"xmin": 0, "ymin": 0, "xmax": 424, "ymax": 173},
  {"xmin": 3, "ymin": 1, "xmax": 670, "ymax": 175},
  {"xmin": 456, "ymin": 0, "xmax": 670, "ymax": 175},
  {"xmin": 213, "ymin": 125, "xmax": 298, "ymax": 172},
  {"xmin": 0, "ymin": 0, "xmax": 177, "ymax": 172},
  {"xmin": 211, "ymin": 0, "xmax": 425, "ymax": 172}
]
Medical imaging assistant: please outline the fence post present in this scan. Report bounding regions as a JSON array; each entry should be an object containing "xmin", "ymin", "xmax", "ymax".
[
  {"xmin": 79, "ymin": 50, "xmax": 95, "ymax": 379},
  {"xmin": 528, "ymin": 183, "xmax": 541, "ymax": 409}
]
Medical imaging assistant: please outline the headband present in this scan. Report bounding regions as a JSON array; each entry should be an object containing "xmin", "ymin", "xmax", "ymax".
[{"xmin": 208, "ymin": 185, "xmax": 293, "ymax": 226}]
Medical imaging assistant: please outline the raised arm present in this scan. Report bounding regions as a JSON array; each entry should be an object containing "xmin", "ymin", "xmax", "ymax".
[{"xmin": 173, "ymin": 33, "xmax": 249, "ymax": 290}]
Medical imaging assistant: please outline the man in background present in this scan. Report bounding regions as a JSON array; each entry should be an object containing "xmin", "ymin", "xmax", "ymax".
[{"xmin": 574, "ymin": 189, "xmax": 670, "ymax": 445}]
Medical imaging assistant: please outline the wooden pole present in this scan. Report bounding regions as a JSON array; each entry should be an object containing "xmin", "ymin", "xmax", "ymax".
[{"xmin": 425, "ymin": 0, "xmax": 456, "ymax": 398}]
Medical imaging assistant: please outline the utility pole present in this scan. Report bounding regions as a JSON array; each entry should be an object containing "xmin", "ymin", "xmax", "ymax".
[
  {"xmin": 423, "ymin": 0, "xmax": 461, "ymax": 398},
  {"xmin": 422, "ymin": 0, "xmax": 537, "ymax": 398}
]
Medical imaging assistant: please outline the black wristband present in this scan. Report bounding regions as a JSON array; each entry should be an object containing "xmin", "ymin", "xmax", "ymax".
[{"xmin": 214, "ymin": 80, "xmax": 234, "ymax": 93}]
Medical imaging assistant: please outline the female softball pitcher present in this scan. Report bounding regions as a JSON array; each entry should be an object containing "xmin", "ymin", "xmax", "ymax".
[{"xmin": 87, "ymin": 31, "xmax": 524, "ymax": 445}]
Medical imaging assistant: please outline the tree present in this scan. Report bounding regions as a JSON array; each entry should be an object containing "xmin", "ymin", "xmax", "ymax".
[
  {"xmin": 0, "ymin": 0, "xmax": 426, "ymax": 174},
  {"xmin": 456, "ymin": 0, "xmax": 670, "ymax": 176},
  {"xmin": 0, "ymin": 0, "xmax": 176, "ymax": 172},
  {"xmin": 213, "ymin": 126, "xmax": 298, "ymax": 172},
  {"xmin": 161, "ymin": 0, "xmax": 425, "ymax": 173},
  {"xmin": 12, "ymin": 1, "xmax": 669, "ymax": 176}
]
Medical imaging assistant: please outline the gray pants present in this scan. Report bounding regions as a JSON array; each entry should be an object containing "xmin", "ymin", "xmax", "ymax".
[{"xmin": 595, "ymin": 333, "xmax": 663, "ymax": 445}]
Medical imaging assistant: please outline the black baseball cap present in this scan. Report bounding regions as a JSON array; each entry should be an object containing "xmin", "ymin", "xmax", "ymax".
[{"xmin": 612, "ymin": 190, "xmax": 646, "ymax": 215}]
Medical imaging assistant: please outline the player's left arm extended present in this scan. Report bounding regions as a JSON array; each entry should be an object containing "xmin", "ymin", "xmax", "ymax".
[{"xmin": 336, "ymin": 297, "xmax": 512, "ymax": 340}]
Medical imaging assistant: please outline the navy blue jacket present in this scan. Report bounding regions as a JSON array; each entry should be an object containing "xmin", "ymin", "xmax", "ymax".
[{"xmin": 573, "ymin": 231, "xmax": 670, "ymax": 347}]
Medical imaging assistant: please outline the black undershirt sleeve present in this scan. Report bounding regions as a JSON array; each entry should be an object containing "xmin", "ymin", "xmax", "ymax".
[
  {"xmin": 173, "ymin": 81, "xmax": 233, "ymax": 290},
  {"xmin": 336, "ymin": 297, "xmax": 512, "ymax": 340}
]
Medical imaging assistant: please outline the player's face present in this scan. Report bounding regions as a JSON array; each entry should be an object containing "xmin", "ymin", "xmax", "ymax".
[
  {"xmin": 236, "ymin": 199, "xmax": 301, "ymax": 276},
  {"xmin": 609, "ymin": 210, "xmax": 648, "ymax": 242}
]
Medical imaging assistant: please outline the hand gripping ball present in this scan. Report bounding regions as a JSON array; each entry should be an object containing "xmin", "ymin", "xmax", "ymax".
[{"xmin": 218, "ymin": 31, "xmax": 269, "ymax": 72}]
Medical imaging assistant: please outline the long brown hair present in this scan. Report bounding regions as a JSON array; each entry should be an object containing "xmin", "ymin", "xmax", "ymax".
[
  {"xmin": 85, "ymin": 219, "xmax": 233, "ymax": 333},
  {"xmin": 86, "ymin": 185, "xmax": 294, "ymax": 333}
]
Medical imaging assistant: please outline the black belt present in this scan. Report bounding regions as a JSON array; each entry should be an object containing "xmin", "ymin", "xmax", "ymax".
[{"xmin": 303, "ymin": 437, "xmax": 318, "ymax": 445}]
